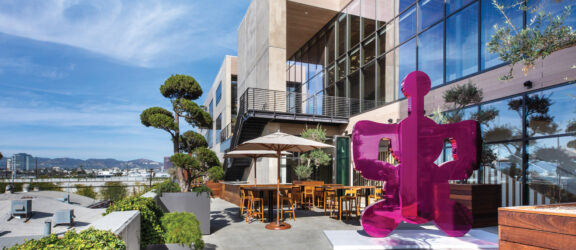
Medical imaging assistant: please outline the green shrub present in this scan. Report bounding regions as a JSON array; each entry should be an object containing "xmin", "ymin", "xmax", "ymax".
[
  {"xmin": 9, "ymin": 228, "xmax": 125, "ymax": 250},
  {"xmin": 105, "ymin": 197, "xmax": 164, "ymax": 247},
  {"xmin": 153, "ymin": 180, "xmax": 180, "ymax": 195},
  {"xmin": 33, "ymin": 182, "xmax": 63, "ymax": 192},
  {"xmin": 161, "ymin": 212, "xmax": 204, "ymax": 249},
  {"xmin": 100, "ymin": 181, "xmax": 128, "ymax": 201},
  {"xmin": 191, "ymin": 185, "xmax": 212, "ymax": 196},
  {"xmin": 207, "ymin": 166, "xmax": 224, "ymax": 181},
  {"xmin": 75, "ymin": 184, "xmax": 97, "ymax": 199}
]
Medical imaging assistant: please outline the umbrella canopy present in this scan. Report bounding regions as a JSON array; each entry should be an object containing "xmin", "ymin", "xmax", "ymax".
[
  {"xmin": 224, "ymin": 150, "xmax": 291, "ymax": 158},
  {"xmin": 233, "ymin": 131, "xmax": 334, "ymax": 230},
  {"xmin": 233, "ymin": 131, "xmax": 334, "ymax": 152}
]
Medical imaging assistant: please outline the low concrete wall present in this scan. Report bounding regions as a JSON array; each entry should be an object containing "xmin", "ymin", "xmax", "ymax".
[
  {"xmin": 88, "ymin": 210, "xmax": 141, "ymax": 250},
  {"xmin": 158, "ymin": 192, "xmax": 211, "ymax": 235}
]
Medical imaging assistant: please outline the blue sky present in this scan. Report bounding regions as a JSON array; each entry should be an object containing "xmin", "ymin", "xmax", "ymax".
[{"xmin": 0, "ymin": 0, "xmax": 250, "ymax": 162}]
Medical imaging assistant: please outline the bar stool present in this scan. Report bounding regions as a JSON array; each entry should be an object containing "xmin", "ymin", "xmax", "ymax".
[
  {"xmin": 239, "ymin": 188, "xmax": 249, "ymax": 219},
  {"xmin": 280, "ymin": 189, "xmax": 296, "ymax": 221},
  {"xmin": 368, "ymin": 188, "xmax": 383, "ymax": 205},
  {"xmin": 324, "ymin": 188, "xmax": 338, "ymax": 217},
  {"xmin": 315, "ymin": 186, "xmax": 324, "ymax": 208},
  {"xmin": 340, "ymin": 188, "xmax": 359, "ymax": 222},
  {"xmin": 303, "ymin": 186, "xmax": 315, "ymax": 209},
  {"xmin": 291, "ymin": 186, "xmax": 302, "ymax": 208},
  {"xmin": 246, "ymin": 190, "xmax": 264, "ymax": 223}
]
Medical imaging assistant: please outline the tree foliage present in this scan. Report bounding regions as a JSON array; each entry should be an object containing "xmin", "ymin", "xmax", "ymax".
[
  {"xmin": 207, "ymin": 166, "xmax": 225, "ymax": 181},
  {"xmin": 300, "ymin": 126, "xmax": 331, "ymax": 180},
  {"xmin": 294, "ymin": 165, "xmax": 313, "ymax": 180},
  {"xmin": 160, "ymin": 74, "xmax": 202, "ymax": 100},
  {"xmin": 487, "ymin": 0, "xmax": 576, "ymax": 80},
  {"xmin": 179, "ymin": 131, "xmax": 208, "ymax": 153},
  {"xmin": 9, "ymin": 228, "xmax": 126, "ymax": 250},
  {"xmin": 442, "ymin": 81, "xmax": 484, "ymax": 123},
  {"xmin": 153, "ymin": 180, "xmax": 180, "ymax": 195},
  {"xmin": 100, "ymin": 181, "xmax": 127, "ymax": 201}
]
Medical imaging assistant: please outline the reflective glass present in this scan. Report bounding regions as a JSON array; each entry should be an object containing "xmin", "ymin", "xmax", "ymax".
[
  {"xmin": 349, "ymin": 72, "xmax": 361, "ymax": 114},
  {"xmin": 327, "ymin": 27, "xmax": 336, "ymax": 64},
  {"xmin": 483, "ymin": 142, "xmax": 524, "ymax": 205},
  {"xmin": 336, "ymin": 80, "xmax": 346, "ymax": 97},
  {"xmin": 364, "ymin": 39, "xmax": 376, "ymax": 64},
  {"xmin": 326, "ymin": 84, "xmax": 335, "ymax": 96},
  {"xmin": 327, "ymin": 65, "xmax": 336, "ymax": 85},
  {"xmin": 350, "ymin": 49, "xmax": 360, "ymax": 72},
  {"xmin": 362, "ymin": 0, "xmax": 377, "ymax": 38},
  {"xmin": 338, "ymin": 15, "xmax": 347, "ymax": 56},
  {"xmin": 528, "ymin": 136, "xmax": 576, "ymax": 203},
  {"xmin": 446, "ymin": 0, "xmax": 474, "ymax": 14},
  {"xmin": 446, "ymin": 2, "xmax": 478, "ymax": 82},
  {"xmin": 216, "ymin": 82, "xmax": 222, "ymax": 104},
  {"xmin": 481, "ymin": 0, "xmax": 523, "ymax": 69},
  {"xmin": 398, "ymin": 6, "xmax": 417, "ymax": 42},
  {"xmin": 384, "ymin": 51, "xmax": 396, "ymax": 102},
  {"xmin": 377, "ymin": 0, "xmax": 395, "ymax": 27},
  {"xmin": 527, "ymin": 84, "xmax": 576, "ymax": 137},
  {"xmin": 399, "ymin": 0, "xmax": 416, "ymax": 13},
  {"xmin": 348, "ymin": 0, "xmax": 361, "ymax": 48},
  {"xmin": 337, "ymin": 58, "xmax": 347, "ymax": 81},
  {"xmin": 528, "ymin": 0, "xmax": 576, "ymax": 30},
  {"xmin": 363, "ymin": 63, "xmax": 376, "ymax": 110},
  {"xmin": 378, "ymin": 30, "xmax": 387, "ymax": 55},
  {"xmin": 307, "ymin": 72, "xmax": 324, "ymax": 96},
  {"xmin": 418, "ymin": 0, "xmax": 444, "ymax": 30},
  {"xmin": 397, "ymin": 38, "xmax": 416, "ymax": 99},
  {"xmin": 480, "ymin": 96, "xmax": 523, "ymax": 142},
  {"xmin": 386, "ymin": 20, "xmax": 396, "ymax": 52},
  {"xmin": 418, "ymin": 22, "xmax": 444, "ymax": 87}
]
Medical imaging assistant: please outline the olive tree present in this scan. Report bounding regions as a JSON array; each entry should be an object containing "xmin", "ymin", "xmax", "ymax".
[
  {"xmin": 300, "ymin": 126, "xmax": 331, "ymax": 180},
  {"xmin": 140, "ymin": 75, "xmax": 212, "ymax": 192}
]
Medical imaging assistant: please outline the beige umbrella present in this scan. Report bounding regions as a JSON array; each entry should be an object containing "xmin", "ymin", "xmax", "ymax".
[
  {"xmin": 224, "ymin": 150, "xmax": 290, "ymax": 184},
  {"xmin": 233, "ymin": 131, "xmax": 334, "ymax": 230}
]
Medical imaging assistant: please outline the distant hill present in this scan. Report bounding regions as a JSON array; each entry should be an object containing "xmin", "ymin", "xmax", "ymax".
[{"xmin": 0, "ymin": 157, "xmax": 162, "ymax": 169}]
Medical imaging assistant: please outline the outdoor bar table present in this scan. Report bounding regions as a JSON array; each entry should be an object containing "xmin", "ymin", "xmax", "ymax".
[
  {"xmin": 243, "ymin": 185, "xmax": 293, "ymax": 223},
  {"xmin": 324, "ymin": 185, "xmax": 376, "ymax": 220}
]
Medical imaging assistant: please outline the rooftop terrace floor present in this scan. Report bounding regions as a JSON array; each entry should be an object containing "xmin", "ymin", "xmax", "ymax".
[{"xmin": 204, "ymin": 198, "xmax": 498, "ymax": 250}]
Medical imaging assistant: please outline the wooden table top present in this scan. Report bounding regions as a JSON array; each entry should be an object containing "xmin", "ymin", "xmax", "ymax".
[
  {"xmin": 243, "ymin": 185, "xmax": 293, "ymax": 191},
  {"xmin": 324, "ymin": 185, "xmax": 377, "ymax": 190}
]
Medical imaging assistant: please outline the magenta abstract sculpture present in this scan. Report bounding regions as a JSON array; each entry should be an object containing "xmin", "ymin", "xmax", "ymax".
[{"xmin": 352, "ymin": 71, "xmax": 479, "ymax": 237}]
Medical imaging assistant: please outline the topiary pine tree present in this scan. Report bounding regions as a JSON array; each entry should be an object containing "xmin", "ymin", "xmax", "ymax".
[{"xmin": 140, "ymin": 74, "xmax": 212, "ymax": 192}]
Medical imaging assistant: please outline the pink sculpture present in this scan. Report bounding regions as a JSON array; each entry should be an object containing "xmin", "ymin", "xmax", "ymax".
[{"xmin": 352, "ymin": 71, "xmax": 479, "ymax": 237}]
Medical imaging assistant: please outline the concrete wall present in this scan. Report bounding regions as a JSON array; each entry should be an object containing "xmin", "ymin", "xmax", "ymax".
[
  {"xmin": 88, "ymin": 210, "xmax": 141, "ymax": 250},
  {"xmin": 238, "ymin": 0, "xmax": 287, "ymax": 95}
]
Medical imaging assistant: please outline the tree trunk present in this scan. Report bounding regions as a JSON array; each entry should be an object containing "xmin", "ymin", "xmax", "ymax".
[{"xmin": 173, "ymin": 112, "xmax": 180, "ymax": 154}]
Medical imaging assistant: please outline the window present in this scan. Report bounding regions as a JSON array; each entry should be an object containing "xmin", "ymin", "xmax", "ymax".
[
  {"xmin": 399, "ymin": 0, "xmax": 416, "ymax": 13},
  {"xmin": 481, "ymin": 0, "xmax": 522, "ymax": 69},
  {"xmin": 208, "ymin": 100, "xmax": 213, "ymax": 118},
  {"xmin": 480, "ymin": 97, "xmax": 524, "ymax": 142},
  {"xmin": 378, "ymin": 51, "xmax": 396, "ymax": 103},
  {"xmin": 446, "ymin": 2, "xmax": 478, "ymax": 82},
  {"xmin": 363, "ymin": 63, "xmax": 376, "ymax": 110},
  {"xmin": 418, "ymin": 22, "xmax": 444, "ymax": 87},
  {"xmin": 362, "ymin": 0, "xmax": 377, "ymax": 38},
  {"xmin": 348, "ymin": 0, "xmax": 361, "ymax": 48},
  {"xmin": 528, "ymin": 0, "xmax": 576, "ymax": 29},
  {"xmin": 215, "ymin": 82, "xmax": 222, "ymax": 104},
  {"xmin": 377, "ymin": 0, "xmax": 395, "ymax": 27},
  {"xmin": 418, "ymin": 0, "xmax": 444, "ymax": 31},
  {"xmin": 215, "ymin": 114, "xmax": 222, "ymax": 143},
  {"xmin": 527, "ymin": 84, "xmax": 576, "ymax": 137},
  {"xmin": 363, "ymin": 39, "xmax": 376, "ymax": 64},
  {"xmin": 231, "ymin": 76, "xmax": 238, "ymax": 116},
  {"xmin": 337, "ymin": 58, "xmax": 347, "ymax": 81},
  {"xmin": 398, "ymin": 6, "xmax": 417, "ymax": 43},
  {"xmin": 349, "ymin": 72, "xmax": 360, "ymax": 114},
  {"xmin": 327, "ymin": 27, "xmax": 335, "ymax": 64},
  {"xmin": 338, "ymin": 15, "xmax": 347, "ymax": 56},
  {"xmin": 397, "ymin": 38, "xmax": 416, "ymax": 99},
  {"xmin": 446, "ymin": 0, "xmax": 474, "ymax": 15},
  {"xmin": 349, "ymin": 49, "xmax": 360, "ymax": 72}
]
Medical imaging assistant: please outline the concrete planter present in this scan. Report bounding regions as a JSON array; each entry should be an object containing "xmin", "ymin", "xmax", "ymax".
[
  {"xmin": 145, "ymin": 243, "xmax": 194, "ymax": 250},
  {"xmin": 157, "ymin": 192, "xmax": 210, "ymax": 235}
]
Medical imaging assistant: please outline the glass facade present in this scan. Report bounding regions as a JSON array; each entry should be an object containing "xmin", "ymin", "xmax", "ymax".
[
  {"xmin": 215, "ymin": 82, "xmax": 222, "ymax": 105},
  {"xmin": 434, "ymin": 82, "xmax": 576, "ymax": 205},
  {"xmin": 287, "ymin": 0, "xmax": 575, "ymax": 114}
]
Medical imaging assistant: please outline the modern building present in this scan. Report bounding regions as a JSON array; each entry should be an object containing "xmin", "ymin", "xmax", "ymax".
[
  {"xmin": 200, "ymin": 56, "xmax": 239, "ymax": 164},
  {"xmin": 163, "ymin": 156, "xmax": 173, "ymax": 171},
  {"xmin": 211, "ymin": 0, "xmax": 575, "ymax": 206},
  {"xmin": 11, "ymin": 153, "xmax": 34, "ymax": 171}
]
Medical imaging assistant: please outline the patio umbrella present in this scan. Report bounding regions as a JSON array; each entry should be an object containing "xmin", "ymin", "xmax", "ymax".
[
  {"xmin": 233, "ymin": 131, "xmax": 334, "ymax": 230},
  {"xmin": 224, "ymin": 150, "xmax": 290, "ymax": 184}
]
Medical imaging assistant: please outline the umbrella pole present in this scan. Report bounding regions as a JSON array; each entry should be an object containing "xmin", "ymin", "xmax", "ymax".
[{"xmin": 265, "ymin": 150, "xmax": 291, "ymax": 230}]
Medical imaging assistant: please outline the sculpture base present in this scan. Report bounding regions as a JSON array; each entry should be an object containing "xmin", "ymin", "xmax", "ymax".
[
  {"xmin": 265, "ymin": 222, "xmax": 291, "ymax": 230},
  {"xmin": 323, "ymin": 229, "xmax": 498, "ymax": 249}
]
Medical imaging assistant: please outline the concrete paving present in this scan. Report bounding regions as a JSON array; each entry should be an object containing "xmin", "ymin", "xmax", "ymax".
[{"xmin": 204, "ymin": 198, "xmax": 499, "ymax": 250}]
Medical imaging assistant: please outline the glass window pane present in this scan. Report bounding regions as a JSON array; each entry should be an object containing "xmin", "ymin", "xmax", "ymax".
[
  {"xmin": 336, "ymin": 80, "xmax": 346, "ymax": 97},
  {"xmin": 418, "ymin": 0, "xmax": 444, "ymax": 30},
  {"xmin": 364, "ymin": 39, "xmax": 376, "ymax": 64},
  {"xmin": 398, "ymin": 6, "xmax": 417, "ymax": 43},
  {"xmin": 378, "ymin": 29, "xmax": 386, "ymax": 55},
  {"xmin": 338, "ymin": 15, "xmax": 347, "ymax": 56},
  {"xmin": 307, "ymin": 72, "xmax": 324, "ymax": 96},
  {"xmin": 377, "ymin": 0, "xmax": 395, "ymax": 27},
  {"xmin": 326, "ymin": 84, "xmax": 335, "ymax": 96},
  {"xmin": 327, "ymin": 64, "xmax": 336, "ymax": 85},
  {"xmin": 480, "ymin": 96, "xmax": 523, "ymax": 142},
  {"xmin": 418, "ymin": 22, "xmax": 444, "ymax": 87},
  {"xmin": 397, "ymin": 38, "xmax": 416, "ymax": 99},
  {"xmin": 387, "ymin": 20, "xmax": 396, "ymax": 51},
  {"xmin": 484, "ymin": 142, "xmax": 524, "ymax": 203},
  {"xmin": 528, "ymin": 136, "xmax": 576, "ymax": 203},
  {"xmin": 446, "ymin": 2, "xmax": 478, "ymax": 82},
  {"xmin": 363, "ymin": 0, "xmax": 377, "ymax": 38},
  {"xmin": 446, "ymin": 0, "xmax": 474, "ymax": 14},
  {"xmin": 348, "ymin": 0, "xmax": 361, "ymax": 48},
  {"xmin": 529, "ymin": 0, "xmax": 576, "ymax": 29},
  {"xmin": 481, "ymin": 0, "xmax": 523, "ymax": 70},
  {"xmin": 350, "ymin": 49, "xmax": 360, "ymax": 72},
  {"xmin": 349, "ymin": 72, "xmax": 360, "ymax": 114},
  {"xmin": 399, "ymin": 0, "xmax": 416, "ymax": 13},
  {"xmin": 337, "ymin": 58, "xmax": 347, "ymax": 81},
  {"xmin": 328, "ymin": 27, "xmax": 336, "ymax": 64},
  {"xmin": 363, "ymin": 63, "xmax": 376, "ymax": 110},
  {"xmin": 527, "ymin": 84, "xmax": 576, "ymax": 137}
]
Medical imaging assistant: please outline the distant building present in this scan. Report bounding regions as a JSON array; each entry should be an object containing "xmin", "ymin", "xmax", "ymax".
[
  {"xmin": 163, "ymin": 157, "xmax": 173, "ymax": 171},
  {"xmin": 6, "ymin": 158, "xmax": 11, "ymax": 170},
  {"xmin": 11, "ymin": 153, "xmax": 34, "ymax": 171}
]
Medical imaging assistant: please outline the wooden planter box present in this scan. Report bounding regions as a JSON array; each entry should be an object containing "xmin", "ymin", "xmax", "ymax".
[
  {"xmin": 499, "ymin": 203, "xmax": 576, "ymax": 249},
  {"xmin": 450, "ymin": 184, "xmax": 501, "ymax": 228}
]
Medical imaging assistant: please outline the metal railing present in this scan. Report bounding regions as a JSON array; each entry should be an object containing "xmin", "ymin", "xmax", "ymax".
[
  {"xmin": 238, "ymin": 88, "xmax": 385, "ymax": 118},
  {"xmin": 220, "ymin": 123, "xmax": 234, "ymax": 142}
]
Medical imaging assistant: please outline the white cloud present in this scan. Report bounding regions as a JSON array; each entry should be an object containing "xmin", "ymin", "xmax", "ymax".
[{"xmin": 0, "ymin": 0, "xmax": 244, "ymax": 67}]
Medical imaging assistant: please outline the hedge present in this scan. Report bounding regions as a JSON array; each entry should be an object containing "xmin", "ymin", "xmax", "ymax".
[
  {"xmin": 161, "ymin": 212, "xmax": 204, "ymax": 249},
  {"xmin": 9, "ymin": 228, "xmax": 125, "ymax": 250},
  {"xmin": 105, "ymin": 197, "xmax": 164, "ymax": 247},
  {"xmin": 153, "ymin": 180, "xmax": 180, "ymax": 195}
]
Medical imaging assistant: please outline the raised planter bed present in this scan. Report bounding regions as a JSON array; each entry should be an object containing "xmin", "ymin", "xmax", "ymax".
[
  {"xmin": 450, "ymin": 184, "xmax": 501, "ymax": 228},
  {"xmin": 499, "ymin": 203, "xmax": 576, "ymax": 249},
  {"xmin": 157, "ymin": 192, "xmax": 210, "ymax": 235}
]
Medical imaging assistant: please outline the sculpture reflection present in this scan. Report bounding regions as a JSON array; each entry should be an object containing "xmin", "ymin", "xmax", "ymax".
[{"xmin": 353, "ymin": 71, "xmax": 479, "ymax": 237}]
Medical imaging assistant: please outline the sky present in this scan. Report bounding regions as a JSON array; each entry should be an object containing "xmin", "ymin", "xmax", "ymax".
[{"xmin": 0, "ymin": 0, "xmax": 251, "ymax": 162}]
